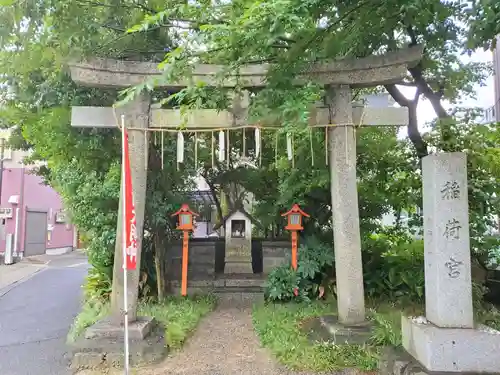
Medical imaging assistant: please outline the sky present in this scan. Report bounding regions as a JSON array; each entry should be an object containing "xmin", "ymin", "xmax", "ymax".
[{"xmin": 398, "ymin": 49, "xmax": 495, "ymax": 130}]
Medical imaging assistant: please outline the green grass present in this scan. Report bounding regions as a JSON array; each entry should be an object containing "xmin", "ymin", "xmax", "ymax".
[
  {"xmin": 67, "ymin": 294, "xmax": 217, "ymax": 348},
  {"xmin": 476, "ymin": 303, "xmax": 500, "ymax": 331},
  {"xmin": 253, "ymin": 297, "xmax": 500, "ymax": 373},
  {"xmin": 139, "ymin": 294, "xmax": 217, "ymax": 349},
  {"xmin": 67, "ymin": 300, "xmax": 110, "ymax": 342},
  {"xmin": 252, "ymin": 299, "xmax": 380, "ymax": 372}
]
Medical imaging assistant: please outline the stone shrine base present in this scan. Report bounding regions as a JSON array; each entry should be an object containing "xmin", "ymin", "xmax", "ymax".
[
  {"xmin": 70, "ymin": 316, "xmax": 167, "ymax": 371},
  {"xmin": 402, "ymin": 316, "xmax": 500, "ymax": 373},
  {"xmin": 301, "ymin": 314, "xmax": 372, "ymax": 345},
  {"xmin": 224, "ymin": 256, "xmax": 253, "ymax": 274}
]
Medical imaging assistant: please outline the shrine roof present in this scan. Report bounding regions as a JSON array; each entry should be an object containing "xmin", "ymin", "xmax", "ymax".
[{"xmin": 213, "ymin": 207, "xmax": 263, "ymax": 231}]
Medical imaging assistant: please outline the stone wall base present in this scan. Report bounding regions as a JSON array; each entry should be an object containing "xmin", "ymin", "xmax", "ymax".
[
  {"xmin": 170, "ymin": 275, "xmax": 265, "ymax": 296},
  {"xmin": 402, "ymin": 316, "xmax": 500, "ymax": 373},
  {"xmin": 70, "ymin": 317, "xmax": 167, "ymax": 371}
]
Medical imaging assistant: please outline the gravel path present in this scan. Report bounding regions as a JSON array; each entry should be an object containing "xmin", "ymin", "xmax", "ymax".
[
  {"xmin": 131, "ymin": 296, "xmax": 323, "ymax": 375},
  {"xmin": 79, "ymin": 296, "xmax": 357, "ymax": 375},
  {"xmin": 153, "ymin": 299, "xmax": 285, "ymax": 374}
]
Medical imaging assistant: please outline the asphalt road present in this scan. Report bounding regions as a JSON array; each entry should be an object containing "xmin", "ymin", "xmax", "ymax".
[{"xmin": 0, "ymin": 252, "xmax": 89, "ymax": 375}]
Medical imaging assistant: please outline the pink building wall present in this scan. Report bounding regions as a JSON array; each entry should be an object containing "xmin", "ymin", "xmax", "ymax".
[{"xmin": 0, "ymin": 167, "xmax": 75, "ymax": 255}]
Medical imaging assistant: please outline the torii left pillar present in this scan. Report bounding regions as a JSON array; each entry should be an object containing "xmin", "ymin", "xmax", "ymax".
[
  {"xmin": 110, "ymin": 94, "xmax": 150, "ymax": 324},
  {"xmin": 68, "ymin": 93, "xmax": 166, "ymax": 370}
]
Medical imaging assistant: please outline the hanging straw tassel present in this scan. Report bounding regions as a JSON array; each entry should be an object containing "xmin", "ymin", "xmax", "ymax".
[
  {"xmin": 286, "ymin": 132, "xmax": 293, "ymax": 161},
  {"xmin": 211, "ymin": 131, "xmax": 215, "ymax": 168},
  {"xmin": 255, "ymin": 128, "xmax": 261, "ymax": 159},
  {"xmin": 309, "ymin": 128, "xmax": 314, "ymax": 167},
  {"xmin": 194, "ymin": 132, "xmax": 198, "ymax": 170},
  {"xmin": 274, "ymin": 131, "xmax": 279, "ymax": 167},
  {"xmin": 154, "ymin": 130, "xmax": 158, "ymax": 146},
  {"xmin": 218, "ymin": 130, "xmax": 225, "ymax": 162},
  {"xmin": 344, "ymin": 126, "xmax": 348, "ymax": 168},
  {"xmin": 177, "ymin": 131, "xmax": 184, "ymax": 171},
  {"xmin": 177, "ymin": 131, "xmax": 185, "ymax": 164},
  {"xmin": 242, "ymin": 129, "xmax": 246, "ymax": 157},
  {"xmin": 325, "ymin": 127, "xmax": 328, "ymax": 165},
  {"xmin": 259, "ymin": 129, "xmax": 263, "ymax": 167},
  {"xmin": 226, "ymin": 130, "xmax": 230, "ymax": 168},
  {"xmin": 144, "ymin": 129, "xmax": 148, "ymax": 171},
  {"xmin": 161, "ymin": 131, "xmax": 165, "ymax": 170}
]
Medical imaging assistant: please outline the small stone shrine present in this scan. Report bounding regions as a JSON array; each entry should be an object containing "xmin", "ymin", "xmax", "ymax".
[
  {"xmin": 402, "ymin": 152, "xmax": 500, "ymax": 373},
  {"xmin": 214, "ymin": 207, "xmax": 261, "ymax": 274}
]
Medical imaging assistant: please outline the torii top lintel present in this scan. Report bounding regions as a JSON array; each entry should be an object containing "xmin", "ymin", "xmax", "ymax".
[{"xmin": 69, "ymin": 45, "xmax": 423, "ymax": 89}]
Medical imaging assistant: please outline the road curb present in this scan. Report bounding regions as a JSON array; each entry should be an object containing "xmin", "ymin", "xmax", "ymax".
[{"xmin": 0, "ymin": 265, "xmax": 47, "ymax": 298}]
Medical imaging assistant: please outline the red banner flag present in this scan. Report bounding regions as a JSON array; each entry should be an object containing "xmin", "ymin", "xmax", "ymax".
[{"xmin": 122, "ymin": 126, "xmax": 137, "ymax": 270}]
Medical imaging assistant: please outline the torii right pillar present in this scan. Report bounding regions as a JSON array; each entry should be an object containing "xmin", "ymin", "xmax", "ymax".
[
  {"xmin": 322, "ymin": 46, "xmax": 424, "ymax": 325},
  {"xmin": 326, "ymin": 85, "xmax": 366, "ymax": 324}
]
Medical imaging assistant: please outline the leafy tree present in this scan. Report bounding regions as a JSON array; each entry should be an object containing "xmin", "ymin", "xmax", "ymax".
[
  {"xmin": 467, "ymin": 0, "xmax": 500, "ymax": 49},
  {"xmin": 127, "ymin": 0, "xmax": 499, "ymax": 261},
  {"xmin": 128, "ymin": 0, "xmax": 491, "ymax": 160},
  {"xmin": 0, "ymin": 1, "xmax": 193, "ymax": 299},
  {"xmin": 1, "ymin": 0, "xmax": 498, "ymax": 306}
]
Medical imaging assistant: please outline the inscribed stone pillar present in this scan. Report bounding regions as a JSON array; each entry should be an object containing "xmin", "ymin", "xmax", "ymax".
[
  {"xmin": 110, "ymin": 93, "xmax": 150, "ymax": 323},
  {"xmin": 326, "ymin": 85, "xmax": 365, "ymax": 324},
  {"xmin": 422, "ymin": 152, "xmax": 473, "ymax": 328}
]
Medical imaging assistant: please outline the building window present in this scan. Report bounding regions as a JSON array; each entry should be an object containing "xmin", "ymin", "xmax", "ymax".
[
  {"xmin": 231, "ymin": 220, "xmax": 246, "ymax": 238},
  {"xmin": 0, "ymin": 208, "xmax": 13, "ymax": 219},
  {"xmin": 55, "ymin": 211, "xmax": 67, "ymax": 223}
]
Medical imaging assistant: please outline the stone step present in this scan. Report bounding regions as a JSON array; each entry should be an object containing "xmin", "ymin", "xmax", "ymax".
[
  {"xmin": 214, "ymin": 286, "xmax": 263, "ymax": 293},
  {"xmin": 169, "ymin": 285, "xmax": 264, "ymax": 298},
  {"xmin": 217, "ymin": 290, "xmax": 265, "ymax": 307},
  {"xmin": 169, "ymin": 277, "xmax": 265, "ymax": 289}
]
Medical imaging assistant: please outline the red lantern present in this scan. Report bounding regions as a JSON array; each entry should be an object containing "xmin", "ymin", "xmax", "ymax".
[
  {"xmin": 282, "ymin": 204, "xmax": 309, "ymax": 231},
  {"xmin": 172, "ymin": 204, "xmax": 198, "ymax": 231},
  {"xmin": 282, "ymin": 204, "xmax": 309, "ymax": 271},
  {"xmin": 171, "ymin": 204, "xmax": 199, "ymax": 296}
]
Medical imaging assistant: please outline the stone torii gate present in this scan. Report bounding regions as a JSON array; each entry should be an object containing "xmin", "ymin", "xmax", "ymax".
[{"xmin": 69, "ymin": 45, "xmax": 423, "ymax": 328}]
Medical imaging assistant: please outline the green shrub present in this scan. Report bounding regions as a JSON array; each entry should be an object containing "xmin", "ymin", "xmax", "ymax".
[
  {"xmin": 67, "ymin": 300, "xmax": 109, "ymax": 342},
  {"xmin": 266, "ymin": 232, "xmax": 427, "ymax": 304},
  {"xmin": 83, "ymin": 265, "xmax": 112, "ymax": 303},
  {"xmin": 362, "ymin": 232, "xmax": 425, "ymax": 303},
  {"xmin": 368, "ymin": 308, "xmax": 402, "ymax": 347},
  {"xmin": 265, "ymin": 237, "xmax": 334, "ymax": 302}
]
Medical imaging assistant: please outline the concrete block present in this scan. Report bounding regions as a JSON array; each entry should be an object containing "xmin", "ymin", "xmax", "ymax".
[
  {"xmin": 71, "ymin": 324, "xmax": 167, "ymax": 371},
  {"xmin": 85, "ymin": 316, "xmax": 155, "ymax": 341},
  {"xmin": 402, "ymin": 316, "xmax": 500, "ymax": 373}
]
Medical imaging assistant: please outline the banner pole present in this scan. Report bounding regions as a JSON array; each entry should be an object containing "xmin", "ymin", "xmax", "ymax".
[{"xmin": 121, "ymin": 115, "xmax": 130, "ymax": 375}]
